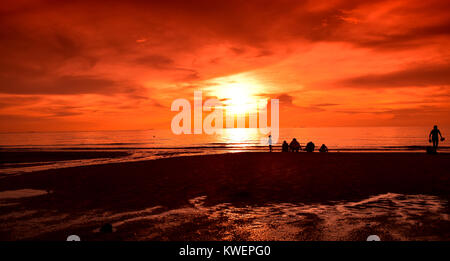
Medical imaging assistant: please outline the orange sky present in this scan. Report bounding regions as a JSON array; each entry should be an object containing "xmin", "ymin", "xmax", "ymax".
[{"xmin": 1, "ymin": 0, "xmax": 449, "ymax": 132}]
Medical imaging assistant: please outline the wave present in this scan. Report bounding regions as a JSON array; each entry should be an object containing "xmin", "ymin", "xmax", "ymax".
[{"xmin": 1, "ymin": 144, "xmax": 449, "ymax": 151}]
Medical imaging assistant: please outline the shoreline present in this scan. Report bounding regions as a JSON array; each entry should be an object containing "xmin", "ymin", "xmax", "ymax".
[{"xmin": 1, "ymin": 149, "xmax": 449, "ymax": 174}]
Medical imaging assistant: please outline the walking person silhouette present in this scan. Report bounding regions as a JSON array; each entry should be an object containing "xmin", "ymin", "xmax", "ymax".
[
  {"xmin": 429, "ymin": 125, "xmax": 444, "ymax": 152},
  {"xmin": 268, "ymin": 135, "xmax": 273, "ymax": 152}
]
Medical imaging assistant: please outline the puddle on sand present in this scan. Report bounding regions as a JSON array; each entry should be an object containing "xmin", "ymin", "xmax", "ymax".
[
  {"xmin": 0, "ymin": 189, "xmax": 48, "ymax": 200},
  {"xmin": 0, "ymin": 193, "xmax": 448, "ymax": 240},
  {"xmin": 0, "ymin": 189, "xmax": 49, "ymax": 208},
  {"xmin": 61, "ymin": 193, "xmax": 446, "ymax": 241},
  {"xmin": 110, "ymin": 193, "xmax": 448, "ymax": 240}
]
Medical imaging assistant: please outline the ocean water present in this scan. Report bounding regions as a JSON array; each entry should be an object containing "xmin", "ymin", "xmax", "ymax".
[
  {"xmin": 0, "ymin": 127, "xmax": 448, "ymax": 174},
  {"xmin": 0, "ymin": 127, "xmax": 447, "ymax": 151}
]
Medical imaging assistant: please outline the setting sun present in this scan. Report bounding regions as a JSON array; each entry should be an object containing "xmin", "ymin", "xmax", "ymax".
[{"xmin": 206, "ymin": 74, "xmax": 268, "ymax": 115}]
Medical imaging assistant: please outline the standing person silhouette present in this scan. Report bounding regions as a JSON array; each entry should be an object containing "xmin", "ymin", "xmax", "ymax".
[
  {"xmin": 268, "ymin": 135, "xmax": 273, "ymax": 152},
  {"xmin": 429, "ymin": 125, "xmax": 444, "ymax": 151}
]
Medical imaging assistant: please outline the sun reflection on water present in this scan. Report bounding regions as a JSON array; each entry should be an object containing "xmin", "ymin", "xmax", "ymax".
[{"xmin": 219, "ymin": 128, "xmax": 262, "ymax": 147}]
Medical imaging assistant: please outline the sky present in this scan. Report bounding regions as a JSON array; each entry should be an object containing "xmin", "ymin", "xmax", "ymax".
[{"xmin": 0, "ymin": 0, "xmax": 449, "ymax": 132}]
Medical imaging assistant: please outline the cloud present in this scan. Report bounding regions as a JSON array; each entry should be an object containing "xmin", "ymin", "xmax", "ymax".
[
  {"xmin": 0, "ymin": 96, "xmax": 41, "ymax": 109},
  {"xmin": 275, "ymin": 93, "xmax": 325, "ymax": 112},
  {"xmin": 276, "ymin": 93, "xmax": 294, "ymax": 106},
  {"xmin": 36, "ymin": 105, "xmax": 85, "ymax": 117},
  {"xmin": 354, "ymin": 22, "xmax": 450, "ymax": 50},
  {"xmin": 0, "ymin": 75, "xmax": 143, "ymax": 95},
  {"xmin": 135, "ymin": 55, "xmax": 174, "ymax": 69},
  {"xmin": 314, "ymin": 103, "xmax": 339, "ymax": 107},
  {"xmin": 0, "ymin": 0, "xmax": 449, "ymax": 130},
  {"xmin": 338, "ymin": 63, "xmax": 450, "ymax": 88},
  {"xmin": 230, "ymin": 47, "xmax": 246, "ymax": 55}
]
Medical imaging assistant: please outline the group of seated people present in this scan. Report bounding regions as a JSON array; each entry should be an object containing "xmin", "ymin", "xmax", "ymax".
[{"xmin": 281, "ymin": 138, "xmax": 328, "ymax": 153}]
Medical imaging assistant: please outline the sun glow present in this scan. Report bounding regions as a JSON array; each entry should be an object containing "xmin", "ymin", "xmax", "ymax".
[
  {"xmin": 221, "ymin": 128, "xmax": 261, "ymax": 146},
  {"xmin": 206, "ymin": 74, "xmax": 267, "ymax": 115}
]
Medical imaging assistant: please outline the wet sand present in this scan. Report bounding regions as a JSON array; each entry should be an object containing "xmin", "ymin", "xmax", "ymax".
[
  {"xmin": 0, "ymin": 150, "xmax": 132, "ymax": 175},
  {"xmin": 0, "ymin": 150, "xmax": 130, "ymax": 165},
  {"xmin": 0, "ymin": 152, "xmax": 449, "ymax": 241}
]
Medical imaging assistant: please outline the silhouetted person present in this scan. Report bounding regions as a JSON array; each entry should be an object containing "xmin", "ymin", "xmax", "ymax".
[
  {"xmin": 319, "ymin": 144, "xmax": 328, "ymax": 153},
  {"xmin": 429, "ymin": 125, "xmax": 444, "ymax": 152},
  {"xmin": 289, "ymin": 138, "xmax": 301, "ymax": 152},
  {"xmin": 305, "ymin": 141, "xmax": 315, "ymax": 152},
  {"xmin": 282, "ymin": 141, "xmax": 289, "ymax": 152},
  {"xmin": 268, "ymin": 135, "xmax": 273, "ymax": 152}
]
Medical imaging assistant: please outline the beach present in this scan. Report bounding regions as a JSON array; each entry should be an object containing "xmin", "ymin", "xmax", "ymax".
[{"xmin": 0, "ymin": 152, "xmax": 449, "ymax": 241}]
